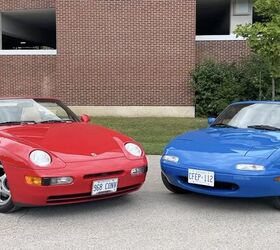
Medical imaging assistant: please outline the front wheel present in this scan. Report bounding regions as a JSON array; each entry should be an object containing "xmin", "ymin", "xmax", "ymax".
[
  {"xmin": 0, "ymin": 164, "xmax": 17, "ymax": 213},
  {"xmin": 271, "ymin": 197, "xmax": 280, "ymax": 210},
  {"xmin": 161, "ymin": 172, "xmax": 190, "ymax": 194}
]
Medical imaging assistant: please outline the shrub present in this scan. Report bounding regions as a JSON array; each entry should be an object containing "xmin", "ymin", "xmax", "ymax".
[{"xmin": 191, "ymin": 55, "xmax": 272, "ymax": 117}]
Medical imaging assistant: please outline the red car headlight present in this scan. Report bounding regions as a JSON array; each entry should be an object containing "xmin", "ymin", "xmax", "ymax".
[
  {"xmin": 30, "ymin": 150, "xmax": 52, "ymax": 167},
  {"xmin": 125, "ymin": 143, "xmax": 142, "ymax": 157}
]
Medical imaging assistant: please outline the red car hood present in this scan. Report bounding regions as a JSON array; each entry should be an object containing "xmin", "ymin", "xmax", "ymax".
[{"xmin": 1, "ymin": 123, "xmax": 126, "ymax": 163}]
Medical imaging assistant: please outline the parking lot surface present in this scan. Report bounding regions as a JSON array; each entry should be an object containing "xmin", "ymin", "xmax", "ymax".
[{"xmin": 1, "ymin": 156, "xmax": 280, "ymax": 250}]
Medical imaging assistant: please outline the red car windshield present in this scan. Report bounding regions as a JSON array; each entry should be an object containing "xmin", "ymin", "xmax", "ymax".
[{"xmin": 0, "ymin": 99, "xmax": 78, "ymax": 125}]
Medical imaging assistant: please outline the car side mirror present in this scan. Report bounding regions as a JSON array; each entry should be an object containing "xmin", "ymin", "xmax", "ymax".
[
  {"xmin": 81, "ymin": 114, "xmax": 90, "ymax": 123},
  {"xmin": 208, "ymin": 117, "xmax": 216, "ymax": 126}
]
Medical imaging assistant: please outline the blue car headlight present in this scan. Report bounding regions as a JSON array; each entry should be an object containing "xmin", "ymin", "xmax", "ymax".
[
  {"xmin": 236, "ymin": 164, "xmax": 265, "ymax": 171},
  {"xmin": 162, "ymin": 155, "xmax": 179, "ymax": 163}
]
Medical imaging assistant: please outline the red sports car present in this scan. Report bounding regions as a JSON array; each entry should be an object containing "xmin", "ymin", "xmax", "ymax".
[{"xmin": 0, "ymin": 98, "xmax": 147, "ymax": 213}]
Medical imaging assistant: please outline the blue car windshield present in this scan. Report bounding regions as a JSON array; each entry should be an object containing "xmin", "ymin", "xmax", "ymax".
[{"xmin": 212, "ymin": 103, "xmax": 280, "ymax": 130}]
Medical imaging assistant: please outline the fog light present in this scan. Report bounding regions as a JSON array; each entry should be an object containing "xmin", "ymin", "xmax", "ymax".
[
  {"xmin": 131, "ymin": 166, "xmax": 148, "ymax": 176},
  {"xmin": 47, "ymin": 177, "xmax": 73, "ymax": 186},
  {"xmin": 25, "ymin": 176, "xmax": 42, "ymax": 186}
]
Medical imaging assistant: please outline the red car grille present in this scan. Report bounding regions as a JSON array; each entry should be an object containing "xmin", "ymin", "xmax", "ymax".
[
  {"xmin": 83, "ymin": 170, "xmax": 124, "ymax": 179},
  {"xmin": 46, "ymin": 184, "xmax": 142, "ymax": 204}
]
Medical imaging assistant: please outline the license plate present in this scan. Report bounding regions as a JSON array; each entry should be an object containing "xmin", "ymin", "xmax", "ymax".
[
  {"xmin": 92, "ymin": 178, "xmax": 118, "ymax": 196},
  {"xmin": 188, "ymin": 169, "xmax": 215, "ymax": 187}
]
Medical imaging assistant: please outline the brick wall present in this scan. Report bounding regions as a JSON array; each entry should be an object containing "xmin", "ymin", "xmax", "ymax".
[
  {"xmin": 55, "ymin": 0, "xmax": 196, "ymax": 106},
  {"xmin": 0, "ymin": 0, "xmax": 196, "ymax": 107},
  {"xmin": 0, "ymin": 0, "xmax": 56, "ymax": 99},
  {"xmin": 0, "ymin": 56, "xmax": 56, "ymax": 97},
  {"xmin": 196, "ymin": 40, "xmax": 251, "ymax": 63},
  {"xmin": 0, "ymin": 0, "xmax": 55, "ymax": 10},
  {"xmin": 0, "ymin": 1, "xmax": 252, "ymax": 108}
]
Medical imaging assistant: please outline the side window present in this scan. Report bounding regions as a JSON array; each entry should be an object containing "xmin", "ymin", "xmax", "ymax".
[{"xmin": 39, "ymin": 102, "xmax": 70, "ymax": 120}]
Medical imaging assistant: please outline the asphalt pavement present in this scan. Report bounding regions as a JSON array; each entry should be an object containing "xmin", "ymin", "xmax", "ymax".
[{"xmin": 1, "ymin": 156, "xmax": 280, "ymax": 250}]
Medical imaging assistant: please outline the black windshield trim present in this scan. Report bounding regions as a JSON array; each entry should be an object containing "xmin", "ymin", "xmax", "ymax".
[
  {"xmin": 39, "ymin": 119, "xmax": 74, "ymax": 124},
  {"xmin": 248, "ymin": 125, "xmax": 280, "ymax": 131},
  {"xmin": 0, "ymin": 121, "xmax": 37, "ymax": 126},
  {"xmin": 211, "ymin": 123, "xmax": 237, "ymax": 129}
]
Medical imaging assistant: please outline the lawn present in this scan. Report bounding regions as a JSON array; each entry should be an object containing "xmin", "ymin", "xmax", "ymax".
[{"xmin": 91, "ymin": 117, "xmax": 207, "ymax": 155}]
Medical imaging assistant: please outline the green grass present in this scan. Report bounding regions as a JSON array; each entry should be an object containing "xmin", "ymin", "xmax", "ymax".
[{"xmin": 91, "ymin": 117, "xmax": 207, "ymax": 155}]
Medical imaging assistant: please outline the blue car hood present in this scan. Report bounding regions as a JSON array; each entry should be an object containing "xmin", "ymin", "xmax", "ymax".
[{"xmin": 166, "ymin": 128, "xmax": 280, "ymax": 168}]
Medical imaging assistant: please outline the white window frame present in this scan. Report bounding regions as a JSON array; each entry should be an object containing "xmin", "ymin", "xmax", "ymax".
[
  {"xmin": 0, "ymin": 50, "xmax": 57, "ymax": 55},
  {"xmin": 196, "ymin": 35, "xmax": 245, "ymax": 41}
]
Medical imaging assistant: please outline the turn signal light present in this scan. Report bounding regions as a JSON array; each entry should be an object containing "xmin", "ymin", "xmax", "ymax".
[
  {"xmin": 274, "ymin": 177, "xmax": 280, "ymax": 182},
  {"xmin": 25, "ymin": 176, "xmax": 42, "ymax": 186},
  {"xmin": 25, "ymin": 176, "xmax": 73, "ymax": 186}
]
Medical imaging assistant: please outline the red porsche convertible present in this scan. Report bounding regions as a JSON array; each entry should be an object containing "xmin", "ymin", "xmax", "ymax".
[{"xmin": 0, "ymin": 98, "xmax": 147, "ymax": 213}]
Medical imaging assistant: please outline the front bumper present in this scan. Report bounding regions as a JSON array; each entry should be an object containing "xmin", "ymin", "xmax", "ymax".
[
  {"xmin": 161, "ymin": 163, "xmax": 280, "ymax": 198},
  {"xmin": 6, "ymin": 157, "xmax": 147, "ymax": 206}
]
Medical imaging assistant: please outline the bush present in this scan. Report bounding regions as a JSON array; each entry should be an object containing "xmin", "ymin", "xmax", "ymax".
[{"xmin": 192, "ymin": 55, "xmax": 272, "ymax": 117}]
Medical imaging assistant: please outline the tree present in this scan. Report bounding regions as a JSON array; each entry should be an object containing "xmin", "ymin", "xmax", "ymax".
[{"xmin": 234, "ymin": 0, "xmax": 280, "ymax": 100}]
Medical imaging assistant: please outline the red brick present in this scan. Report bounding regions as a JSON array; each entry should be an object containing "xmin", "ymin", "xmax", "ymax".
[{"xmin": 196, "ymin": 40, "xmax": 250, "ymax": 63}]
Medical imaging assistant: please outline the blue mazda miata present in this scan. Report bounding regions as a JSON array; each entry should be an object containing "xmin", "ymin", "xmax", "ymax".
[{"xmin": 161, "ymin": 101, "xmax": 280, "ymax": 209}]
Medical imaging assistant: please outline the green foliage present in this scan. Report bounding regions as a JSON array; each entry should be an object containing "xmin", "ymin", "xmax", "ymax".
[
  {"xmin": 92, "ymin": 117, "xmax": 207, "ymax": 155},
  {"xmin": 238, "ymin": 55, "xmax": 272, "ymax": 100},
  {"xmin": 192, "ymin": 56, "xmax": 272, "ymax": 117},
  {"xmin": 234, "ymin": 0, "xmax": 280, "ymax": 79}
]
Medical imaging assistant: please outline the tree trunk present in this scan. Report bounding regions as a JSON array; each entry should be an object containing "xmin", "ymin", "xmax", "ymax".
[
  {"xmin": 272, "ymin": 77, "xmax": 275, "ymax": 101},
  {"xmin": 259, "ymin": 71, "xmax": 262, "ymax": 100}
]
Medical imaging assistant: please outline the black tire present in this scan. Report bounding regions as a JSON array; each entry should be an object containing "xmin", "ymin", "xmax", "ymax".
[
  {"xmin": 161, "ymin": 172, "xmax": 190, "ymax": 194},
  {"xmin": 272, "ymin": 197, "xmax": 280, "ymax": 210},
  {"xmin": 0, "ymin": 164, "xmax": 17, "ymax": 213},
  {"xmin": 0, "ymin": 199, "xmax": 17, "ymax": 213}
]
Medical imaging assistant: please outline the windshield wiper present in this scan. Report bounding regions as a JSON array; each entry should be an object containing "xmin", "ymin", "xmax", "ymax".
[
  {"xmin": 40, "ymin": 119, "xmax": 73, "ymax": 124},
  {"xmin": 0, "ymin": 121, "xmax": 37, "ymax": 126},
  {"xmin": 248, "ymin": 125, "xmax": 280, "ymax": 131},
  {"xmin": 211, "ymin": 123, "xmax": 237, "ymax": 129}
]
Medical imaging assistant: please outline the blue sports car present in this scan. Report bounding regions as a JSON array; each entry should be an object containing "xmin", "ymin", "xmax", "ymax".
[{"xmin": 161, "ymin": 101, "xmax": 280, "ymax": 209}]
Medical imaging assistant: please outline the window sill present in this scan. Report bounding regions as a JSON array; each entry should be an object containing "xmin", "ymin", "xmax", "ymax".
[
  {"xmin": 0, "ymin": 50, "xmax": 57, "ymax": 55},
  {"xmin": 196, "ymin": 35, "xmax": 246, "ymax": 41}
]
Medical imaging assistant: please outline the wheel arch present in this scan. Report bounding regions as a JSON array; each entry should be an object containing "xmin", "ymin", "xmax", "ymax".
[{"xmin": 0, "ymin": 147, "xmax": 29, "ymax": 169}]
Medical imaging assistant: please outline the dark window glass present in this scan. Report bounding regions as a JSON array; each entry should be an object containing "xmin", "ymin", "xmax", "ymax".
[
  {"xmin": 196, "ymin": 0, "xmax": 231, "ymax": 35},
  {"xmin": 1, "ymin": 9, "xmax": 56, "ymax": 50}
]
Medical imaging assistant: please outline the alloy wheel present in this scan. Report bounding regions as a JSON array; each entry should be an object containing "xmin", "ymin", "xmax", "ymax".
[{"xmin": 0, "ymin": 165, "xmax": 11, "ymax": 206}]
